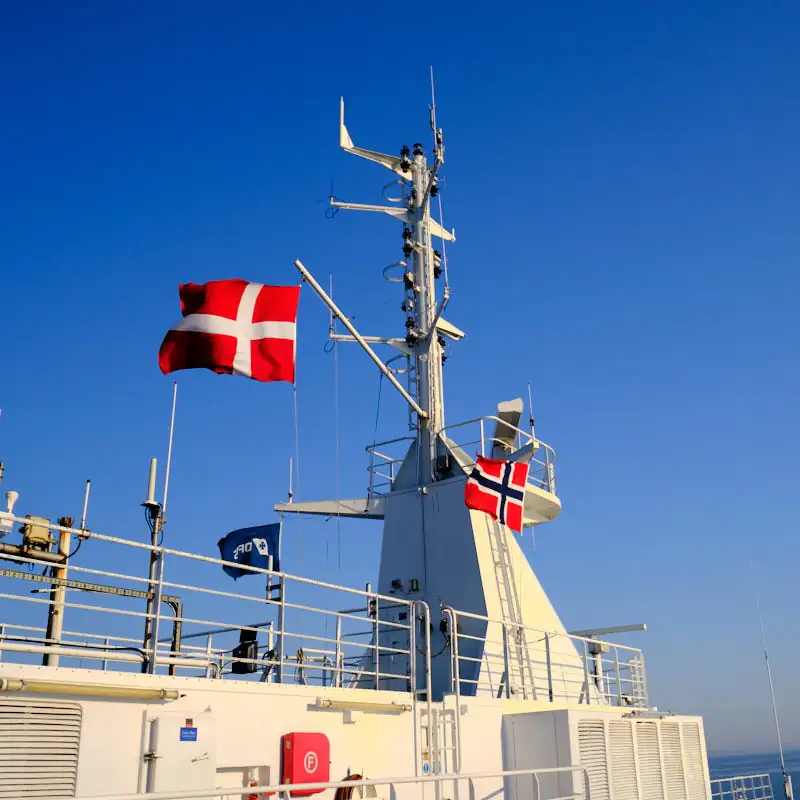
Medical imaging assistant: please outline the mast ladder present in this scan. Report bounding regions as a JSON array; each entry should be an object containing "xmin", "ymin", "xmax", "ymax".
[{"xmin": 486, "ymin": 520, "xmax": 537, "ymax": 699}]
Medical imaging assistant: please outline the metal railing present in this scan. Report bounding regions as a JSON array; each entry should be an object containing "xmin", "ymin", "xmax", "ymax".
[
  {"xmin": 440, "ymin": 417, "xmax": 557, "ymax": 494},
  {"xmin": 711, "ymin": 775, "xmax": 775, "ymax": 800},
  {"xmin": 365, "ymin": 418, "xmax": 557, "ymax": 497},
  {"xmin": 442, "ymin": 607, "xmax": 647, "ymax": 707},
  {"xmin": 74, "ymin": 764, "xmax": 589, "ymax": 800},
  {"xmin": 366, "ymin": 435, "xmax": 416, "ymax": 496},
  {"xmin": 0, "ymin": 515, "xmax": 416, "ymax": 690}
]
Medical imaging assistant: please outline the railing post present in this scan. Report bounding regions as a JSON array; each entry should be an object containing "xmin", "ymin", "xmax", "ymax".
[
  {"xmin": 614, "ymin": 646, "xmax": 623, "ymax": 706},
  {"xmin": 102, "ymin": 637, "xmax": 110, "ymax": 672},
  {"xmin": 204, "ymin": 634, "xmax": 214, "ymax": 679},
  {"xmin": 335, "ymin": 616, "xmax": 343, "ymax": 689},
  {"xmin": 582, "ymin": 639, "xmax": 590, "ymax": 704},
  {"xmin": 368, "ymin": 448, "xmax": 375, "ymax": 499},
  {"xmin": 374, "ymin": 593, "xmax": 380, "ymax": 690},
  {"xmin": 277, "ymin": 575, "xmax": 286, "ymax": 684},
  {"xmin": 479, "ymin": 419, "xmax": 485, "ymax": 457},
  {"xmin": 147, "ymin": 549, "xmax": 166, "ymax": 675},
  {"xmin": 544, "ymin": 633, "xmax": 554, "ymax": 702},
  {"xmin": 409, "ymin": 603, "xmax": 417, "ymax": 695},
  {"xmin": 0, "ymin": 623, "xmax": 5, "ymax": 662},
  {"xmin": 443, "ymin": 608, "xmax": 463, "ymax": 775}
]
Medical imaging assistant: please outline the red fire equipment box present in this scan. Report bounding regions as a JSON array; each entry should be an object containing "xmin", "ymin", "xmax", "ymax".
[{"xmin": 281, "ymin": 732, "xmax": 330, "ymax": 796}]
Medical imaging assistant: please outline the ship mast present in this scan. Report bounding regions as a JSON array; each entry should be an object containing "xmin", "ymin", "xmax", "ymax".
[{"xmin": 320, "ymin": 85, "xmax": 458, "ymax": 485}]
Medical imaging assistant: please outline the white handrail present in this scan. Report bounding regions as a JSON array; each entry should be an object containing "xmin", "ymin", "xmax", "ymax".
[{"xmin": 74, "ymin": 764, "xmax": 589, "ymax": 800}]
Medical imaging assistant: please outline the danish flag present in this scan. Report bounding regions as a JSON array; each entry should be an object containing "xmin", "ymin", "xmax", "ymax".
[
  {"xmin": 464, "ymin": 455, "xmax": 529, "ymax": 533},
  {"xmin": 158, "ymin": 279, "xmax": 300, "ymax": 383}
]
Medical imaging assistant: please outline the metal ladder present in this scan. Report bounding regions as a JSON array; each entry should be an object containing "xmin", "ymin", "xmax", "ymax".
[
  {"xmin": 486, "ymin": 520, "xmax": 537, "ymax": 699},
  {"xmin": 418, "ymin": 707, "xmax": 459, "ymax": 799}
]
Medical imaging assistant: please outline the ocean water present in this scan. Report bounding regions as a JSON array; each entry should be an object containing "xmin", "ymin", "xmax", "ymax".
[{"xmin": 708, "ymin": 751, "xmax": 800, "ymax": 798}]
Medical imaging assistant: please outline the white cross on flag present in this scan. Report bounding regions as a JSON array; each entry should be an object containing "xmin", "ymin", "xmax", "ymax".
[
  {"xmin": 464, "ymin": 455, "xmax": 529, "ymax": 533},
  {"xmin": 158, "ymin": 279, "xmax": 300, "ymax": 382}
]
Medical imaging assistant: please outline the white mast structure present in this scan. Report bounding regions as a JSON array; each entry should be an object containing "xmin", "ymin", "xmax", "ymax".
[
  {"xmin": 280, "ymin": 88, "xmax": 584, "ymax": 703},
  {"xmin": 293, "ymin": 87, "xmax": 457, "ymax": 486}
]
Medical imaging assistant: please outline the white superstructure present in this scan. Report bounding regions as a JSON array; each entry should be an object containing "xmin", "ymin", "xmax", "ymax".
[{"xmin": 0, "ymin": 89, "xmax": 754, "ymax": 800}]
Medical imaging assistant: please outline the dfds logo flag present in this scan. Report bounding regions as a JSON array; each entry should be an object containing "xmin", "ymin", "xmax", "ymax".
[{"xmin": 217, "ymin": 523, "xmax": 281, "ymax": 579}]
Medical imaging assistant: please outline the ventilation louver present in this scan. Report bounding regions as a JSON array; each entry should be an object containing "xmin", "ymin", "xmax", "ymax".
[{"xmin": 0, "ymin": 698, "xmax": 82, "ymax": 798}]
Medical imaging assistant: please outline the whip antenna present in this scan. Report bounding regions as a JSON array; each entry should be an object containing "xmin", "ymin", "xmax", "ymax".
[{"xmin": 750, "ymin": 557, "xmax": 793, "ymax": 800}]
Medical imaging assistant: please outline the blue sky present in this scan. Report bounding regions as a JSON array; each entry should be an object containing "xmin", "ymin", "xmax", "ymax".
[{"xmin": 2, "ymin": 1, "xmax": 799, "ymax": 753}]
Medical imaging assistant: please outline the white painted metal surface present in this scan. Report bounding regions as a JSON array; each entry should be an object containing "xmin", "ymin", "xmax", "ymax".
[
  {"xmin": 147, "ymin": 710, "xmax": 217, "ymax": 792},
  {"xmin": 502, "ymin": 710, "xmax": 712, "ymax": 800}
]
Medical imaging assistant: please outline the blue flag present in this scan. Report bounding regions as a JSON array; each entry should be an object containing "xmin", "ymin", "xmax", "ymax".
[{"xmin": 217, "ymin": 524, "xmax": 281, "ymax": 580}]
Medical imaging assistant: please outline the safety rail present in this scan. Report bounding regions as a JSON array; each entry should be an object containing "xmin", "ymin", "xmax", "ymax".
[
  {"xmin": 711, "ymin": 775, "xmax": 775, "ymax": 800},
  {"xmin": 442, "ymin": 606, "xmax": 647, "ymax": 707},
  {"xmin": 0, "ymin": 515, "xmax": 417, "ymax": 690},
  {"xmin": 441, "ymin": 416, "xmax": 557, "ymax": 495},
  {"xmin": 366, "ymin": 435, "xmax": 416, "ymax": 496},
  {"xmin": 73, "ymin": 764, "xmax": 589, "ymax": 800},
  {"xmin": 366, "ymin": 419, "xmax": 557, "ymax": 497}
]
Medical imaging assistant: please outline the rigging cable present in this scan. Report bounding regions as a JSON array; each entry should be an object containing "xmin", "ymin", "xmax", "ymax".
[{"xmin": 372, "ymin": 372, "xmax": 384, "ymax": 447}]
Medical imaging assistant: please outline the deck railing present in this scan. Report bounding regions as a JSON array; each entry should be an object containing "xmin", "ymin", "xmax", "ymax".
[
  {"xmin": 72, "ymin": 764, "xmax": 589, "ymax": 800},
  {"xmin": 442, "ymin": 606, "xmax": 648, "ymax": 707},
  {"xmin": 0, "ymin": 515, "xmax": 415, "ymax": 689},
  {"xmin": 366, "ymin": 418, "xmax": 557, "ymax": 497},
  {"xmin": 440, "ymin": 417, "xmax": 557, "ymax": 494},
  {"xmin": 711, "ymin": 775, "xmax": 775, "ymax": 800}
]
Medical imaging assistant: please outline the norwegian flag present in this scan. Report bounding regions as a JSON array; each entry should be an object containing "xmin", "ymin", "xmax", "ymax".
[
  {"xmin": 159, "ymin": 279, "xmax": 300, "ymax": 383},
  {"xmin": 464, "ymin": 455, "xmax": 529, "ymax": 533}
]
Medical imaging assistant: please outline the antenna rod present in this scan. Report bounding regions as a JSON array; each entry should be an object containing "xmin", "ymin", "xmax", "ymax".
[
  {"xmin": 162, "ymin": 381, "xmax": 178, "ymax": 520},
  {"xmin": 750, "ymin": 558, "xmax": 794, "ymax": 800},
  {"xmin": 287, "ymin": 456, "xmax": 293, "ymax": 504},
  {"xmin": 294, "ymin": 259, "xmax": 427, "ymax": 419},
  {"xmin": 80, "ymin": 480, "xmax": 91, "ymax": 530},
  {"xmin": 527, "ymin": 382, "xmax": 536, "ymax": 443}
]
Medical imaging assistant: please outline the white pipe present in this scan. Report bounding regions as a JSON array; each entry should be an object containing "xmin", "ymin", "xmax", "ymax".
[
  {"xmin": 294, "ymin": 259, "xmax": 427, "ymax": 419},
  {"xmin": 0, "ymin": 676, "xmax": 179, "ymax": 700},
  {"xmin": 0, "ymin": 641, "xmax": 209, "ymax": 670},
  {"xmin": 315, "ymin": 697, "xmax": 411, "ymax": 713}
]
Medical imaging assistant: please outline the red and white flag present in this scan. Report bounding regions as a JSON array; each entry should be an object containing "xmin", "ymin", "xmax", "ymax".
[
  {"xmin": 158, "ymin": 279, "xmax": 300, "ymax": 383},
  {"xmin": 464, "ymin": 455, "xmax": 529, "ymax": 533}
]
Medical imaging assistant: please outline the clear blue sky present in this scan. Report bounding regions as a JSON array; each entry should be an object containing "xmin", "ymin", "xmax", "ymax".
[{"xmin": 2, "ymin": 1, "xmax": 799, "ymax": 753}]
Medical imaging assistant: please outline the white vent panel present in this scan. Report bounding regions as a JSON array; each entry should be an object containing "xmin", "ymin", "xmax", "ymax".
[
  {"xmin": 636, "ymin": 721, "xmax": 665, "ymax": 800},
  {"xmin": 609, "ymin": 721, "xmax": 639, "ymax": 800},
  {"xmin": 579, "ymin": 720, "xmax": 611, "ymax": 800},
  {"xmin": 662, "ymin": 721, "xmax": 688, "ymax": 800},
  {"xmin": 682, "ymin": 721, "xmax": 709, "ymax": 800},
  {"xmin": 0, "ymin": 699, "xmax": 82, "ymax": 798}
]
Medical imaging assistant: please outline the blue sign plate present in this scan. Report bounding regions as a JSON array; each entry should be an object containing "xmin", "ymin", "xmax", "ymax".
[{"xmin": 180, "ymin": 726, "xmax": 198, "ymax": 742}]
